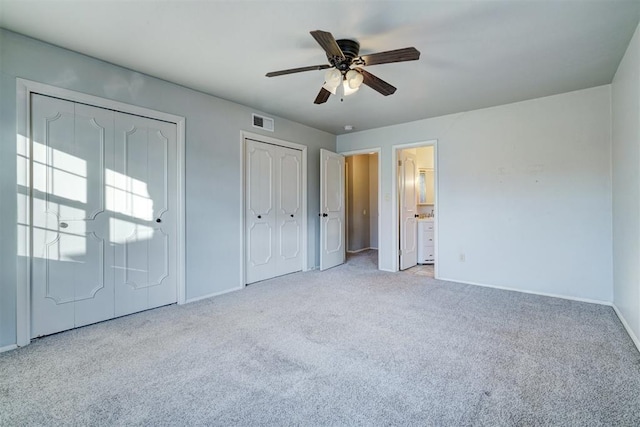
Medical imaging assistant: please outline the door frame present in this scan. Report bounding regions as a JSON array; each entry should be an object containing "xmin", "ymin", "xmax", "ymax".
[
  {"xmin": 240, "ymin": 131, "xmax": 308, "ymax": 285},
  {"xmin": 338, "ymin": 148, "xmax": 382, "ymax": 269},
  {"xmin": 16, "ymin": 78, "xmax": 187, "ymax": 347},
  {"xmin": 391, "ymin": 140, "xmax": 438, "ymax": 275}
]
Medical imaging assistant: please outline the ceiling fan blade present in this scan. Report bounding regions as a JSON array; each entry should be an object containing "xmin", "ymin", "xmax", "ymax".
[
  {"xmin": 357, "ymin": 69, "xmax": 397, "ymax": 96},
  {"xmin": 314, "ymin": 87, "xmax": 332, "ymax": 104},
  {"xmin": 266, "ymin": 64, "xmax": 331, "ymax": 77},
  {"xmin": 310, "ymin": 30, "xmax": 345, "ymax": 58},
  {"xmin": 360, "ymin": 47, "xmax": 420, "ymax": 67}
]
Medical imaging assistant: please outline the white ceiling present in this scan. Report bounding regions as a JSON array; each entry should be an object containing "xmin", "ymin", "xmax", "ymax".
[{"xmin": 1, "ymin": 0, "xmax": 639, "ymax": 135}]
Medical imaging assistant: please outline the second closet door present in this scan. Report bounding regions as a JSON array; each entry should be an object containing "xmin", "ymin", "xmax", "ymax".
[{"xmin": 245, "ymin": 140, "xmax": 302, "ymax": 284}]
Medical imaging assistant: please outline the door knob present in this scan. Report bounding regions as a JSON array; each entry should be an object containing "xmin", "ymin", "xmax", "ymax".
[
  {"xmin": 59, "ymin": 222, "xmax": 68, "ymax": 229},
  {"xmin": 414, "ymin": 214, "xmax": 419, "ymax": 218},
  {"xmin": 322, "ymin": 213, "xmax": 328, "ymax": 217},
  {"xmin": 156, "ymin": 218, "xmax": 162, "ymax": 223},
  {"xmin": 257, "ymin": 215, "xmax": 262, "ymax": 219},
  {"xmin": 290, "ymin": 214, "xmax": 294, "ymax": 218}
]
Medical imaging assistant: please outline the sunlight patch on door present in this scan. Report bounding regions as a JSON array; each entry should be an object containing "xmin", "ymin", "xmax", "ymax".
[
  {"xmin": 32, "ymin": 140, "xmax": 88, "ymax": 204},
  {"xmin": 106, "ymin": 169, "xmax": 153, "ymax": 221}
]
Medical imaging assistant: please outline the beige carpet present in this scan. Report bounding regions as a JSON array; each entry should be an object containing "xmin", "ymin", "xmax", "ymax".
[{"xmin": 1, "ymin": 250, "xmax": 639, "ymax": 425}]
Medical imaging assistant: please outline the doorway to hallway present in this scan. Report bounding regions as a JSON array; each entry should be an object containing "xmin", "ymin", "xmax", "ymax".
[{"xmin": 343, "ymin": 150, "xmax": 381, "ymax": 270}]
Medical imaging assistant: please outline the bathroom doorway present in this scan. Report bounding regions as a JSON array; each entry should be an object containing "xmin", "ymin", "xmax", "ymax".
[{"xmin": 394, "ymin": 141, "xmax": 438, "ymax": 277}]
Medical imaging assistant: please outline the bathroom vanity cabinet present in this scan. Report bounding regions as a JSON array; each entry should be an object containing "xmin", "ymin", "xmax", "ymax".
[{"xmin": 417, "ymin": 219, "xmax": 435, "ymax": 264}]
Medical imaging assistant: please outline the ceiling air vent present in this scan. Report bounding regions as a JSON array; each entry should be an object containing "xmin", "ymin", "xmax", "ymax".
[{"xmin": 252, "ymin": 113, "xmax": 274, "ymax": 132}]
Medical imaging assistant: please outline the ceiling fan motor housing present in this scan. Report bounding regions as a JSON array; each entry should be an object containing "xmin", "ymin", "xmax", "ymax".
[{"xmin": 330, "ymin": 39, "xmax": 362, "ymax": 71}]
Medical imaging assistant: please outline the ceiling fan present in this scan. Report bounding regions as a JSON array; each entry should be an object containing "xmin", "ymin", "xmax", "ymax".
[{"xmin": 266, "ymin": 30, "xmax": 420, "ymax": 104}]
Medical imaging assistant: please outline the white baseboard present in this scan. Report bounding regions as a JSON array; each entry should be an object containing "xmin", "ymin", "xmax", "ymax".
[
  {"xmin": 611, "ymin": 303, "xmax": 640, "ymax": 353},
  {"xmin": 0, "ymin": 344, "xmax": 18, "ymax": 354},
  {"xmin": 347, "ymin": 247, "xmax": 375, "ymax": 254},
  {"xmin": 185, "ymin": 286, "xmax": 244, "ymax": 304},
  {"xmin": 436, "ymin": 276, "xmax": 611, "ymax": 306}
]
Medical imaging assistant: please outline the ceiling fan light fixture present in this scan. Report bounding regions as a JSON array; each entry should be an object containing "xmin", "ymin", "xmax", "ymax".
[
  {"xmin": 342, "ymin": 79, "xmax": 360, "ymax": 96},
  {"xmin": 324, "ymin": 68, "xmax": 342, "ymax": 89},
  {"xmin": 345, "ymin": 69, "xmax": 364, "ymax": 89},
  {"xmin": 322, "ymin": 81, "xmax": 337, "ymax": 95},
  {"xmin": 266, "ymin": 30, "xmax": 416, "ymax": 104}
]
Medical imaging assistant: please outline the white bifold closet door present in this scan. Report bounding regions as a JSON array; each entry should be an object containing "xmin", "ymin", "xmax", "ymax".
[
  {"xmin": 30, "ymin": 94, "xmax": 178, "ymax": 338},
  {"xmin": 245, "ymin": 139, "xmax": 303, "ymax": 284}
]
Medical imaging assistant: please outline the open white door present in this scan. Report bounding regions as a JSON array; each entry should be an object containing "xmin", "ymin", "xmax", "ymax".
[
  {"xmin": 399, "ymin": 149, "xmax": 418, "ymax": 270},
  {"xmin": 320, "ymin": 149, "xmax": 345, "ymax": 270}
]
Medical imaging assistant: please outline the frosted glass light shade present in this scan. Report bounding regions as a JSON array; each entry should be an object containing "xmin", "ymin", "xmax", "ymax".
[
  {"xmin": 322, "ymin": 82, "xmax": 337, "ymax": 95},
  {"xmin": 342, "ymin": 80, "xmax": 360, "ymax": 96},
  {"xmin": 345, "ymin": 70, "xmax": 364, "ymax": 89},
  {"xmin": 324, "ymin": 68, "xmax": 342, "ymax": 89}
]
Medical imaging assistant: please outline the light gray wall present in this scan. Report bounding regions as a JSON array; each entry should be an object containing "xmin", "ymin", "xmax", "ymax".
[
  {"xmin": 0, "ymin": 29, "xmax": 335, "ymax": 347},
  {"xmin": 612, "ymin": 22, "xmax": 640, "ymax": 348},
  {"xmin": 338, "ymin": 85, "xmax": 613, "ymax": 302},
  {"xmin": 346, "ymin": 154, "xmax": 370, "ymax": 252},
  {"xmin": 369, "ymin": 154, "xmax": 379, "ymax": 249},
  {"xmin": 0, "ymin": 31, "xmax": 15, "ymax": 348}
]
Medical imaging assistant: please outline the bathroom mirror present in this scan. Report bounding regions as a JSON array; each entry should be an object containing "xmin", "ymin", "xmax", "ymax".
[{"xmin": 418, "ymin": 168, "xmax": 434, "ymax": 205}]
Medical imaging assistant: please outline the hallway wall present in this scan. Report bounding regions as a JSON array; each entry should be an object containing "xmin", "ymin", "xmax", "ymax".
[
  {"xmin": 369, "ymin": 154, "xmax": 379, "ymax": 249},
  {"xmin": 346, "ymin": 155, "xmax": 370, "ymax": 251}
]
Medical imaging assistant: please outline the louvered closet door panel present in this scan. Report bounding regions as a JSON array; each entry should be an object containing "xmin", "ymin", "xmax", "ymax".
[{"xmin": 113, "ymin": 112, "xmax": 178, "ymax": 317}]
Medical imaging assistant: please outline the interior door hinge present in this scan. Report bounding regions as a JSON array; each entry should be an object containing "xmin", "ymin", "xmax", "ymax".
[
  {"xmin": 399, "ymin": 249, "xmax": 402, "ymax": 256},
  {"xmin": 398, "ymin": 160, "xmax": 402, "ymax": 166}
]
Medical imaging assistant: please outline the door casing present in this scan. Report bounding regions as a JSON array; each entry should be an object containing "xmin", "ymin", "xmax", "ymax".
[
  {"xmin": 16, "ymin": 78, "xmax": 186, "ymax": 347},
  {"xmin": 240, "ymin": 131, "xmax": 308, "ymax": 285}
]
